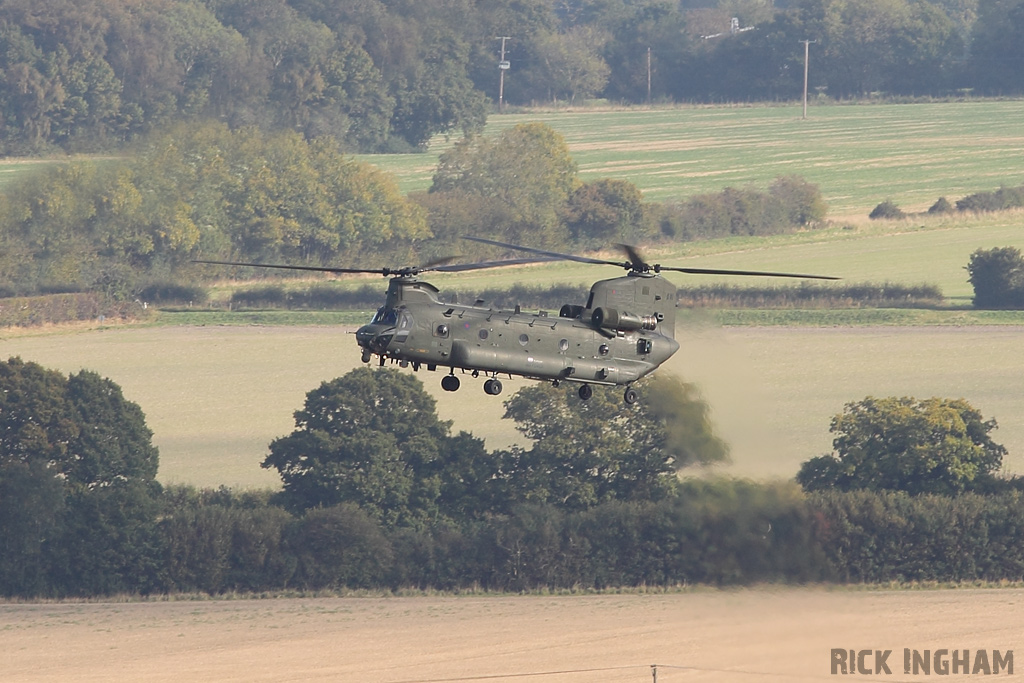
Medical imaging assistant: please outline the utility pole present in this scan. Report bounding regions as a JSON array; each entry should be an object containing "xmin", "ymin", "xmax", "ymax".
[
  {"xmin": 647, "ymin": 47, "xmax": 652, "ymax": 105},
  {"xmin": 496, "ymin": 36, "xmax": 511, "ymax": 112},
  {"xmin": 800, "ymin": 40, "xmax": 815, "ymax": 119}
]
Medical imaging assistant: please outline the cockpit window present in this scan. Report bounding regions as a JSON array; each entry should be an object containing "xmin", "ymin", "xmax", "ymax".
[
  {"xmin": 371, "ymin": 308, "xmax": 398, "ymax": 326},
  {"xmin": 395, "ymin": 311, "xmax": 413, "ymax": 343}
]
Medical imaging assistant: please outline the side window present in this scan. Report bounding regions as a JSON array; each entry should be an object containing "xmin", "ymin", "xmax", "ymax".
[
  {"xmin": 434, "ymin": 324, "xmax": 449, "ymax": 338},
  {"xmin": 395, "ymin": 311, "xmax": 413, "ymax": 342}
]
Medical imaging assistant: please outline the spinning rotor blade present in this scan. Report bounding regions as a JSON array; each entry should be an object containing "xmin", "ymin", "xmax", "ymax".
[
  {"xmin": 463, "ymin": 236, "xmax": 630, "ymax": 268},
  {"xmin": 464, "ymin": 236, "xmax": 839, "ymax": 280},
  {"xmin": 192, "ymin": 259, "xmax": 392, "ymax": 275},
  {"xmin": 655, "ymin": 265, "xmax": 840, "ymax": 280},
  {"xmin": 432, "ymin": 256, "xmax": 560, "ymax": 272},
  {"xmin": 192, "ymin": 254, "xmax": 557, "ymax": 277}
]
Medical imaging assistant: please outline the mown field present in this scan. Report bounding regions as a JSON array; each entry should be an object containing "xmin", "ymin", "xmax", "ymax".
[
  {"xmin": 4, "ymin": 313, "xmax": 1024, "ymax": 489},
  {"xmin": 4, "ymin": 588, "xmax": 1023, "ymax": 682},
  {"xmin": 358, "ymin": 100, "xmax": 1024, "ymax": 216},
  {"xmin": 4, "ymin": 101, "xmax": 1024, "ymax": 489}
]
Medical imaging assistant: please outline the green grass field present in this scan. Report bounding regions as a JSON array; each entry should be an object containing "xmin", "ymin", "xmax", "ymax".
[
  {"xmin": 222, "ymin": 208, "xmax": 1022, "ymax": 304},
  {"xmin": 358, "ymin": 101, "xmax": 1024, "ymax": 216},
  {"xmin": 6, "ymin": 101, "xmax": 1024, "ymax": 488}
]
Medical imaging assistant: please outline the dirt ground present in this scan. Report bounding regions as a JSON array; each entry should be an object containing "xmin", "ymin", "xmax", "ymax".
[{"xmin": 3, "ymin": 588, "xmax": 1021, "ymax": 682}]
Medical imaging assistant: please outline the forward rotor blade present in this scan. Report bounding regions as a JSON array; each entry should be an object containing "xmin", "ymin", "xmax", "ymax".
[
  {"xmin": 192, "ymin": 259, "xmax": 388, "ymax": 275},
  {"xmin": 462, "ymin": 236, "xmax": 629, "ymax": 268},
  {"xmin": 657, "ymin": 265, "xmax": 840, "ymax": 280},
  {"xmin": 192, "ymin": 255, "xmax": 560, "ymax": 277},
  {"xmin": 431, "ymin": 256, "xmax": 561, "ymax": 272},
  {"xmin": 615, "ymin": 243, "xmax": 647, "ymax": 270}
]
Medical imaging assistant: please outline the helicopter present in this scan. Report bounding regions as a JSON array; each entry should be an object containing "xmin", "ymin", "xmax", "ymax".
[{"xmin": 195, "ymin": 237, "xmax": 837, "ymax": 404}]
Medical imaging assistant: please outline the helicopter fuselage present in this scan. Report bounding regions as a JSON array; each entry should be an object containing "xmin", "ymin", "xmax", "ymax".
[
  {"xmin": 195, "ymin": 239, "xmax": 835, "ymax": 404},
  {"xmin": 355, "ymin": 274, "xmax": 679, "ymax": 395}
]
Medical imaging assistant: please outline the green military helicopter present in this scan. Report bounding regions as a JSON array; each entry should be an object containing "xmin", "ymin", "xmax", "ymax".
[{"xmin": 196, "ymin": 237, "xmax": 837, "ymax": 404}]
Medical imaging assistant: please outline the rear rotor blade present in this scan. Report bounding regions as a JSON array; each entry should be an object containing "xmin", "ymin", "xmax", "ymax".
[{"xmin": 657, "ymin": 265, "xmax": 840, "ymax": 280}]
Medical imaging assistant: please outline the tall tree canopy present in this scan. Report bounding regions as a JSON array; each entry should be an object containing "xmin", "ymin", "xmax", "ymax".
[
  {"xmin": 427, "ymin": 122, "xmax": 580, "ymax": 248},
  {"xmin": 797, "ymin": 396, "xmax": 1007, "ymax": 495},
  {"xmin": 262, "ymin": 367, "xmax": 492, "ymax": 526},
  {"xmin": 0, "ymin": 357, "xmax": 161, "ymax": 596},
  {"xmin": 0, "ymin": 122, "xmax": 429, "ymax": 294},
  {"xmin": 495, "ymin": 375, "xmax": 730, "ymax": 510}
]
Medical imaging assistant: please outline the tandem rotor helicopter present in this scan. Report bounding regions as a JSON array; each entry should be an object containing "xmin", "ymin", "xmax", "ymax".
[{"xmin": 196, "ymin": 237, "xmax": 837, "ymax": 404}]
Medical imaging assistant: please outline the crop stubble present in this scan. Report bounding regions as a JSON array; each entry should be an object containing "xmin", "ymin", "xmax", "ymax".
[{"xmin": 2, "ymin": 588, "xmax": 1022, "ymax": 682}]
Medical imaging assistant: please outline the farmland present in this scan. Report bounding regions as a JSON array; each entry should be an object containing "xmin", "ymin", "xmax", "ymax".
[
  {"xmin": 4, "ymin": 318, "xmax": 1024, "ymax": 489},
  {"xmin": 4, "ymin": 587, "xmax": 1023, "ymax": 682},
  {"xmin": 358, "ymin": 100, "xmax": 1024, "ymax": 216},
  {"xmin": 4, "ymin": 101, "xmax": 1024, "ymax": 489}
]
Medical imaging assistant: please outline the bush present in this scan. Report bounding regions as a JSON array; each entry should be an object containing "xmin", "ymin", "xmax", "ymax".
[
  {"xmin": 928, "ymin": 196, "xmax": 954, "ymax": 214},
  {"xmin": 674, "ymin": 281, "xmax": 943, "ymax": 309},
  {"xmin": 966, "ymin": 246, "xmax": 1024, "ymax": 309},
  {"xmin": 658, "ymin": 176, "xmax": 827, "ymax": 240},
  {"xmin": 956, "ymin": 185, "xmax": 1024, "ymax": 213},
  {"xmin": 869, "ymin": 200, "xmax": 906, "ymax": 219},
  {"xmin": 138, "ymin": 282, "xmax": 209, "ymax": 306}
]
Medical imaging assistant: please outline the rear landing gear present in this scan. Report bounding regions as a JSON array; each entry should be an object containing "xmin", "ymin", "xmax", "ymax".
[
  {"xmin": 483, "ymin": 378, "xmax": 503, "ymax": 395},
  {"xmin": 441, "ymin": 374, "xmax": 460, "ymax": 392},
  {"xmin": 623, "ymin": 387, "xmax": 638, "ymax": 405},
  {"xmin": 578, "ymin": 384, "xmax": 593, "ymax": 401}
]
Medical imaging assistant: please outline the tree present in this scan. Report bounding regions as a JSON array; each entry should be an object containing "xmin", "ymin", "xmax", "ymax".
[
  {"xmin": 563, "ymin": 178, "xmax": 648, "ymax": 245},
  {"xmin": 966, "ymin": 246, "xmax": 1024, "ymax": 309},
  {"xmin": 429, "ymin": 122, "xmax": 580, "ymax": 247},
  {"xmin": 262, "ymin": 367, "xmax": 493, "ymax": 526},
  {"xmin": 495, "ymin": 375, "xmax": 729, "ymax": 510},
  {"xmin": 0, "ymin": 357, "xmax": 162, "ymax": 596},
  {"xmin": 533, "ymin": 26, "xmax": 611, "ymax": 104},
  {"xmin": 969, "ymin": 0, "xmax": 1024, "ymax": 94},
  {"xmin": 797, "ymin": 396, "xmax": 1007, "ymax": 495}
]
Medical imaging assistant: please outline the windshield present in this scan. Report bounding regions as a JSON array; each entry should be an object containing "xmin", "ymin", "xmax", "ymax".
[{"xmin": 370, "ymin": 307, "xmax": 398, "ymax": 325}]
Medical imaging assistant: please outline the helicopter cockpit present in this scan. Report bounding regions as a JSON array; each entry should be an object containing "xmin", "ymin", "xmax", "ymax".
[
  {"xmin": 369, "ymin": 307, "xmax": 399, "ymax": 326},
  {"xmin": 356, "ymin": 307, "xmax": 400, "ymax": 360}
]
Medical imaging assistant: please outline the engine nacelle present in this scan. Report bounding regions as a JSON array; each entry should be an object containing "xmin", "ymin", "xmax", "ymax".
[{"xmin": 591, "ymin": 307, "xmax": 657, "ymax": 332}]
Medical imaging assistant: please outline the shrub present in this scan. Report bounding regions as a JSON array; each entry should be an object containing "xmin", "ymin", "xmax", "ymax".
[
  {"xmin": 966, "ymin": 246, "xmax": 1024, "ymax": 309},
  {"xmin": 928, "ymin": 196, "xmax": 953, "ymax": 214},
  {"xmin": 956, "ymin": 185, "xmax": 1024, "ymax": 213},
  {"xmin": 869, "ymin": 200, "xmax": 906, "ymax": 219},
  {"xmin": 138, "ymin": 282, "xmax": 208, "ymax": 306}
]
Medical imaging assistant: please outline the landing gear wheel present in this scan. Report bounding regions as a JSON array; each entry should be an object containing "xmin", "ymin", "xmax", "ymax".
[
  {"xmin": 578, "ymin": 384, "xmax": 593, "ymax": 401},
  {"xmin": 441, "ymin": 374, "xmax": 461, "ymax": 392},
  {"xmin": 483, "ymin": 378, "xmax": 503, "ymax": 395},
  {"xmin": 361, "ymin": 349, "xmax": 372, "ymax": 363},
  {"xmin": 623, "ymin": 387, "xmax": 638, "ymax": 405}
]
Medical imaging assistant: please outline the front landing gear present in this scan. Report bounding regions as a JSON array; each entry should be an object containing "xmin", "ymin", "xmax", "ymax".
[
  {"xmin": 623, "ymin": 386, "xmax": 638, "ymax": 405},
  {"xmin": 441, "ymin": 374, "xmax": 461, "ymax": 392},
  {"xmin": 578, "ymin": 384, "xmax": 593, "ymax": 401}
]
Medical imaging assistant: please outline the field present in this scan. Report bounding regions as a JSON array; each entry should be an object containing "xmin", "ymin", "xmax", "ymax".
[
  {"xmin": 358, "ymin": 100, "xmax": 1024, "ymax": 217},
  {"xmin": 4, "ymin": 317, "xmax": 1024, "ymax": 488},
  {"xmin": 3, "ymin": 587, "xmax": 1022, "ymax": 682},
  {"xmin": 3, "ymin": 100, "xmax": 1024, "ymax": 488}
]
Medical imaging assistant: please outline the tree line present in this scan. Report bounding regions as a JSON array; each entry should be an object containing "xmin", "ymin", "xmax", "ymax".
[
  {"xmin": 0, "ymin": 121, "xmax": 828, "ymax": 301},
  {"xmin": 3, "ymin": 356, "xmax": 1023, "ymax": 598},
  {"xmin": 1, "ymin": 0, "xmax": 1024, "ymax": 156}
]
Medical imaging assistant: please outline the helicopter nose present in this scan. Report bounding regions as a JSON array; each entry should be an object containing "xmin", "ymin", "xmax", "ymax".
[{"xmin": 356, "ymin": 324, "xmax": 394, "ymax": 353}]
